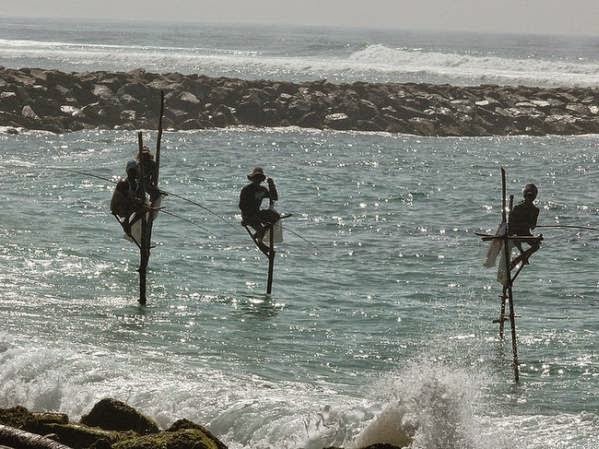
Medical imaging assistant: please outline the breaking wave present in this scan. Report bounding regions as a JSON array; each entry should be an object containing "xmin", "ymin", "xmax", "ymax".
[
  {"xmin": 0, "ymin": 334, "xmax": 515, "ymax": 449},
  {"xmin": 347, "ymin": 44, "xmax": 599, "ymax": 87},
  {"xmin": 1, "ymin": 39, "xmax": 598, "ymax": 87}
]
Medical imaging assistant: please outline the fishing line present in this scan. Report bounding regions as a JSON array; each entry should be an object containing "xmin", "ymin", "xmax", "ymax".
[
  {"xmin": 45, "ymin": 166, "xmax": 238, "ymax": 228},
  {"xmin": 160, "ymin": 209, "xmax": 213, "ymax": 235},
  {"xmin": 281, "ymin": 225, "xmax": 318, "ymax": 249},
  {"xmin": 46, "ymin": 166, "xmax": 118, "ymax": 184},
  {"xmin": 159, "ymin": 190, "xmax": 239, "ymax": 231}
]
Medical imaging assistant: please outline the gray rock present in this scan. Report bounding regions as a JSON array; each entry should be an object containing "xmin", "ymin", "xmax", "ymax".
[
  {"xmin": 21, "ymin": 105, "xmax": 39, "ymax": 120},
  {"xmin": 324, "ymin": 112, "xmax": 352, "ymax": 130},
  {"xmin": 92, "ymin": 84, "xmax": 113, "ymax": 99}
]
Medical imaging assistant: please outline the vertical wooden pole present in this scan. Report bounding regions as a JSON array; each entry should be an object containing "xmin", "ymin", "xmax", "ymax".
[
  {"xmin": 155, "ymin": 90, "xmax": 164, "ymax": 181},
  {"xmin": 501, "ymin": 168, "xmax": 507, "ymax": 223},
  {"xmin": 499, "ymin": 287, "xmax": 507, "ymax": 339},
  {"xmin": 498, "ymin": 168, "xmax": 508, "ymax": 338},
  {"xmin": 500, "ymin": 172, "xmax": 520, "ymax": 382},
  {"xmin": 266, "ymin": 224, "xmax": 275, "ymax": 294},
  {"xmin": 506, "ymin": 194, "xmax": 519, "ymax": 381},
  {"xmin": 137, "ymin": 132, "xmax": 149, "ymax": 305}
]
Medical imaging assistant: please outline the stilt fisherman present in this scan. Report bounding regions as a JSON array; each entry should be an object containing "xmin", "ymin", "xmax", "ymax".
[
  {"xmin": 509, "ymin": 183, "xmax": 541, "ymax": 267},
  {"xmin": 111, "ymin": 160, "xmax": 144, "ymax": 236},
  {"xmin": 239, "ymin": 167, "xmax": 280, "ymax": 248}
]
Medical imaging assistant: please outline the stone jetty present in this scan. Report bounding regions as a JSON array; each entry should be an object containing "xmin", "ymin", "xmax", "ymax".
[{"xmin": 1, "ymin": 66, "xmax": 598, "ymax": 135}]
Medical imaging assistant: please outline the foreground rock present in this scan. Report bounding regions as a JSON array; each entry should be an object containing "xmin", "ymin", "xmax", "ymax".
[
  {"xmin": 80, "ymin": 399, "xmax": 159, "ymax": 435},
  {"xmin": 0, "ymin": 401, "xmax": 227, "ymax": 449},
  {"xmin": 0, "ymin": 400, "xmax": 407, "ymax": 449},
  {"xmin": 1, "ymin": 66, "xmax": 598, "ymax": 136}
]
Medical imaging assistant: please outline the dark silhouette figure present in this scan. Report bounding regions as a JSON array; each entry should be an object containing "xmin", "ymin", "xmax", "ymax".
[
  {"xmin": 239, "ymin": 167, "xmax": 280, "ymax": 248},
  {"xmin": 509, "ymin": 183, "xmax": 540, "ymax": 268}
]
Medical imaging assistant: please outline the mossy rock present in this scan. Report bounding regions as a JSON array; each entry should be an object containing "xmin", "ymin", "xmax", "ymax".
[
  {"xmin": 81, "ymin": 399, "xmax": 159, "ymax": 435},
  {"xmin": 113, "ymin": 428, "xmax": 226, "ymax": 449},
  {"xmin": 0, "ymin": 406, "xmax": 71, "ymax": 436},
  {"xmin": 0, "ymin": 406, "xmax": 33, "ymax": 429},
  {"xmin": 39, "ymin": 423, "xmax": 134, "ymax": 449},
  {"xmin": 167, "ymin": 420, "xmax": 227, "ymax": 449},
  {"xmin": 32, "ymin": 412, "xmax": 69, "ymax": 425}
]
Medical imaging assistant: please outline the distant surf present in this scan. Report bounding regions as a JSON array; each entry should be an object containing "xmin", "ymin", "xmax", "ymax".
[{"xmin": 1, "ymin": 18, "xmax": 598, "ymax": 87}]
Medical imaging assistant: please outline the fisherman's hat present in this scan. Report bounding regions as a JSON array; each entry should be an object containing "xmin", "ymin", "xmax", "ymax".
[{"xmin": 247, "ymin": 167, "xmax": 266, "ymax": 180}]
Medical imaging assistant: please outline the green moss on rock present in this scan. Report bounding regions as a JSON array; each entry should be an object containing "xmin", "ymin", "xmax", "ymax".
[
  {"xmin": 0, "ymin": 406, "xmax": 33, "ymax": 429},
  {"xmin": 80, "ymin": 398, "xmax": 159, "ymax": 435},
  {"xmin": 40, "ymin": 423, "xmax": 134, "ymax": 449},
  {"xmin": 113, "ymin": 428, "xmax": 227, "ymax": 449}
]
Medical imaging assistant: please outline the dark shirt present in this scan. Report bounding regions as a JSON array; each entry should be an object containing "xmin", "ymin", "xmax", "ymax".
[
  {"xmin": 239, "ymin": 183, "xmax": 272, "ymax": 218},
  {"xmin": 139, "ymin": 158, "xmax": 157, "ymax": 188},
  {"xmin": 509, "ymin": 201, "xmax": 539, "ymax": 236}
]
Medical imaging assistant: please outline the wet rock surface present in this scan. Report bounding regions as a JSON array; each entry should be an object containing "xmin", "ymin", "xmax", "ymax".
[
  {"xmin": 2, "ymin": 67, "xmax": 597, "ymax": 135},
  {"xmin": 0, "ymin": 401, "xmax": 406, "ymax": 449}
]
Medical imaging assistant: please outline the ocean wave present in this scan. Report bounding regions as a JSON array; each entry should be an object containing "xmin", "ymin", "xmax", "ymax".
[
  {"xmin": 0, "ymin": 336, "xmax": 502, "ymax": 449},
  {"xmin": 2, "ymin": 334, "xmax": 598, "ymax": 448},
  {"xmin": 347, "ymin": 44, "xmax": 599, "ymax": 86},
  {"xmin": 1, "ymin": 39, "xmax": 598, "ymax": 87}
]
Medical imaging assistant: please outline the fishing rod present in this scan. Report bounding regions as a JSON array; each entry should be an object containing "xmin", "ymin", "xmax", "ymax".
[
  {"xmin": 46, "ymin": 166, "xmax": 318, "ymax": 246},
  {"xmin": 536, "ymin": 225, "xmax": 599, "ymax": 232},
  {"xmin": 45, "ymin": 166, "xmax": 236, "ymax": 226}
]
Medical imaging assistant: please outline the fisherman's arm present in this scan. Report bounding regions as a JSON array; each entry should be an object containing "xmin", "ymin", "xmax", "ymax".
[
  {"xmin": 531, "ymin": 207, "xmax": 539, "ymax": 230},
  {"xmin": 267, "ymin": 177, "xmax": 278, "ymax": 201}
]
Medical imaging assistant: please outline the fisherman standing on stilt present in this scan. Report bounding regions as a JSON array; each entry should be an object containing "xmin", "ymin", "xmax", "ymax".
[
  {"xmin": 239, "ymin": 167, "xmax": 280, "ymax": 251},
  {"xmin": 509, "ymin": 183, "xmax": 541, "ymax": 268}
]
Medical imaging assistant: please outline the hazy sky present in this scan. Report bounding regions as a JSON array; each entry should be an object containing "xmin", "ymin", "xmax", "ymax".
[{"xmin": 1, "ymin": 0, "xmax": 598, "ymax": 35}]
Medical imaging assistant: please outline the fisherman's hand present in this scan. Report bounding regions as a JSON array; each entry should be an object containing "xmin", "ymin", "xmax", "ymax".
[{"xmin": 267, "ymin": 177, "xmax": 275, "ymax": 185}]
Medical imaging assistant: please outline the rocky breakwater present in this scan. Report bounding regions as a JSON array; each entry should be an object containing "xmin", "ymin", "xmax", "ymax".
[{"xmin": 1, "ymin": 66, "xmax": 598, "ymax": 135}]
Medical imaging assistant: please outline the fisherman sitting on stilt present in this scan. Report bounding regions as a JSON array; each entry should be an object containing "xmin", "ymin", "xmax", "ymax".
[
  {"xmin": 136, "ymin": 145, "xmax": 160, "ymax": 203},
  {"xmin": 111, "ymin": 160, "xmax": 146, "ymax": 238},
  {"xmin": 509, "ymin": 183, "xmax": 541, "ymax": 269},
  {"xmin": 239, "ymin": 167, "xmax": 280, "ymax": 252}
]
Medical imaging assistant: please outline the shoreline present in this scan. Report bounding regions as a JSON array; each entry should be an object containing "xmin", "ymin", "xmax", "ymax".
[{"xmin": 0, "ymin": 66, "xmax": 598, "ymax": 136}]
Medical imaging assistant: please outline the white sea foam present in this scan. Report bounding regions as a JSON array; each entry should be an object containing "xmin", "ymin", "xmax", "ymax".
[
  {"xmin": 348, "ymin": 44, "xmax": 599, "ymax": 87},
  {"xmin": 0, "ymin": 335, "xmax": 508, "ymax": 449},
  {"xmin": 1, "ymin": 39, "xmax": 598, "ymax": 87}
]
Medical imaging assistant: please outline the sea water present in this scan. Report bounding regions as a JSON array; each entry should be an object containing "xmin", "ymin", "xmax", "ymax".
[
  {"xmin": 1, "ymin": 17, "xmax": 599, "ymax": 449},
  {"xmin": 1, "ymin": 17, "xmax": 599, "ymax": 87}
]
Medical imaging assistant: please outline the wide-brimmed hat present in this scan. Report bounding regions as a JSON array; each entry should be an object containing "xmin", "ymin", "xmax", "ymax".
[{"xmin": 247, "ymin": 167, "xmax": 266, "ymax": 180}]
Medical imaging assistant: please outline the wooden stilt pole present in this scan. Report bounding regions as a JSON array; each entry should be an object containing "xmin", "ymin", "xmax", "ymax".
[
  {"xmin": 506, "ymin": 194, "xmax": 520, "ymax": 381},
  {"xmin": 499, "ymin": 287, "xmax": 507, "ymax": 339},
  {"xmin": 155, "ymin": 90, "xmax": 164, "ymax": 180},
  {"xmin": 137, "ymin": 92, "xmax": 164, "ymax": 305},
  {"xmin": 267, "ymin": 223, "xmax": 275, "ymax": 294},
  {"xmin": 498, "ymin": 168, "xmax": 508, "ymax": 339},
  {"xmin": 500, "ymin": 171, "xmax": 520, "ymax": 382},
  {"xmin": 137, "ymin": 131, "xmax": 149, "ymax": 305}
]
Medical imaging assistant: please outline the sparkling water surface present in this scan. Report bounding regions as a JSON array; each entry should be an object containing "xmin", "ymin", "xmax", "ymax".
[{"xmin": 1, "ymin": 128, "xmax": 598, "ymax": 448}]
